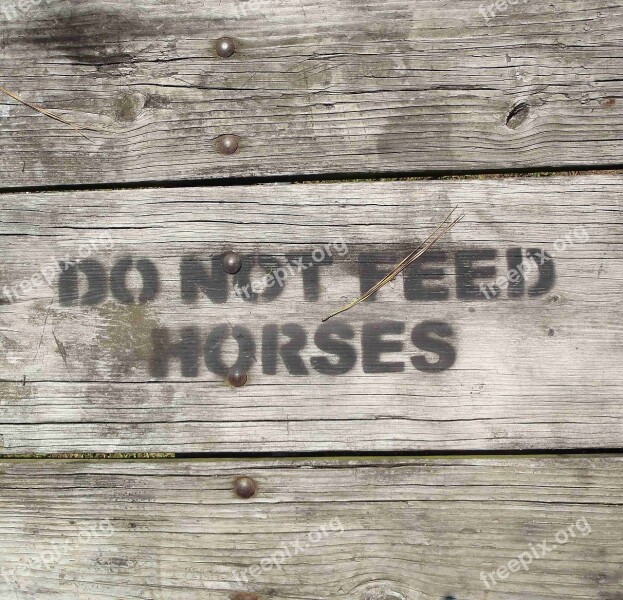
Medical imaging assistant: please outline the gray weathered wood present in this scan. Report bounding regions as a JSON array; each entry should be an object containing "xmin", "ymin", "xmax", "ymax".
[
  {"xmin": 0, "ymin": 0, "xmax": 622, "ymax": 188},
  {"xmin": 0, "ymin": 456, "xmax": 621, "ymax": 599},
  {"xmin": 0, "ymin": 176, "xmax": 621, "ymax": 454}
]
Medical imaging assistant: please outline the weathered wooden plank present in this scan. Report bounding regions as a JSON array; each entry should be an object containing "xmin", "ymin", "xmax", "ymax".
[
  {"xmin": 0, "ymin": 0, "xmax": 622, "ymax": 187},
  {"xmin": 0, "ymin": 456, "xmax": 621, "ymax": 599},
  {"xmin": 0, "ymin": 176, "xmax": 621, "ymax": 454}
]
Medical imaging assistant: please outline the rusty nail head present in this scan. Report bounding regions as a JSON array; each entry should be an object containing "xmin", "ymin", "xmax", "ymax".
[
  {"xmin": 223, "ymin": 252, "xmax": 242, "ymax": 274},
  {"xmin": 216, "ymin": 36, "xmax": 236, "ymax": 58},
  {"xmin": 232, "ymin": 594, "xmax": 259, "ymax": 600},
  {"xmin": 227, "ymin": 368, "xmax": 248, "ymax": 388},
  {"xmin": 216, "ymin": 134, "xmax": 240, "ymax": 155},
  {"xmin": 234, "ymin": 476, "xmax": 256, "ymax": 499}
]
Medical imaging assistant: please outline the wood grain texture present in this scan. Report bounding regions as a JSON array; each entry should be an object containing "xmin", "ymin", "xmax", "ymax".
[
  {"xmin": 0, "ymin": 0, "xmax": 622, "ymax": 188},
  {"xmin": 0, "ymin": 456, "xmax": 621, "ymax": 599},
  {"xmin": 0, "ymin": 175, "xmax": 621, "ymax": 454}
]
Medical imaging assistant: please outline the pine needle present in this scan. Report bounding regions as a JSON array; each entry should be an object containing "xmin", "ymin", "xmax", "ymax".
[
  {"xmin": 0, "ymin": 86, "xmax": 98, "ymax": 141},
  {"xmin": 322, "ymin": 208, "xmax": 464, "ymax": 322}
]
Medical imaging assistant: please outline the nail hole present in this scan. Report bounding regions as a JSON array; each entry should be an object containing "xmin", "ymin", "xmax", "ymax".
[
  {"xmin": 506, "ymin": 101, "xmax": 530, "ymax": 129},
  {"xmin": 547, "ymin": 327, "xmax": 555, "ymax": 337}
]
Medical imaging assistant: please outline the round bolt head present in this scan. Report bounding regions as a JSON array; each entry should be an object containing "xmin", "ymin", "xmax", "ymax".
[
  {"xmin": 216, "ymin": 134, "xmax": 240, "ymax": 155},
  {"xmin": 216, "ymin": 36, "xmax": 236, "ymax": 58},
  {"xmin": 223, "ymin": 252, "xmax": 242, "ymax": 275},
  {"xmin": 234, "ymin": 476, "xmax": 256, "ymax": 499},
  {"xmin": 227, "ymin": 368, "xmax": 248, "ymax": 388}
]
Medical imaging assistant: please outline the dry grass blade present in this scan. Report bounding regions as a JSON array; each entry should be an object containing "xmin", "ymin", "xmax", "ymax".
[
  {"xmin": 322, "ymin": 209, "xmax": 464, "ymax": 322},
  {"xmin": 0, "ymin": 86, "xmax": 99, "ymax": 141}
]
